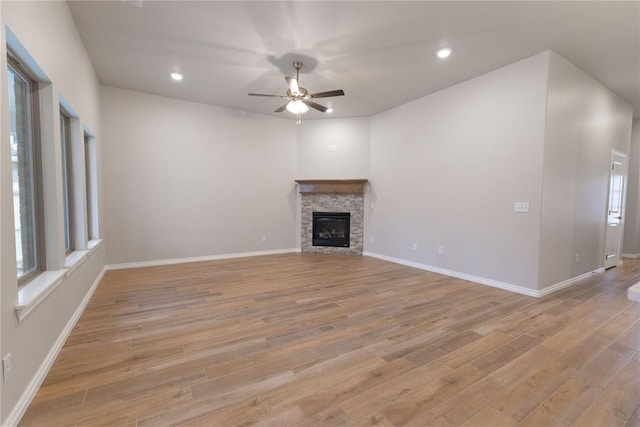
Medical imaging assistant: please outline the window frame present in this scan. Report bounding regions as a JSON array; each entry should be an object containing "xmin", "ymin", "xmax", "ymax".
[
  {"xmin": 8, "ymin": 54, "xmax": 46, "ymax": 286},
  {"xmin": 84, "ymin": 131, "xmax": 98, "ymax": 242},
  {"xmin": 59, "ymin": 108, "xmax": 75, "ymax": 254}
]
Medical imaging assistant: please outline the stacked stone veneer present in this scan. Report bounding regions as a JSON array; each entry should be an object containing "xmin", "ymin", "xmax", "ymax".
[{"xmin": 301, "ymin": 193, "xmax": 364, "ymax": 255}]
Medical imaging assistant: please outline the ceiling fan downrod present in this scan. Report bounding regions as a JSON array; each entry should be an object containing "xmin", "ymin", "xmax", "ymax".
[{"xmin": 293, "ymin": 61, "xmax": 303, "ymax": 83}]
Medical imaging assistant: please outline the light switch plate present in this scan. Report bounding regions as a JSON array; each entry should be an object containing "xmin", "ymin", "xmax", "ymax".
[{"xmin": 514, "ymin": 201, "xmax": 530, "ymax": 213}]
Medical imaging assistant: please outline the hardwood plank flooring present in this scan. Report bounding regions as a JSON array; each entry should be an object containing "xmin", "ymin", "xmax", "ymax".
[{"xmin": 19, "ymin": 253, "xmax": 640, "ymax": 426}]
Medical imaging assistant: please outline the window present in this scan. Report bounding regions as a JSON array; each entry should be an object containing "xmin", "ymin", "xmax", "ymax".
[
  {"xmin": 8, "ymin": 59, "xmax": 43, "ymax": 284},
  {"xmin": 60, "ymin": 109, "xmax": 74, "ymax": 253},
  {"xmin": 84, "ymin": 132, "xmax": 98, "ymax": 241}
]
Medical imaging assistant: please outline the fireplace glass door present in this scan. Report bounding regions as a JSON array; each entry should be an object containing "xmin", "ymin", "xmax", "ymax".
[{"xmin": 312, "ymin": 212, "xmax": 350, "ymax": 247}]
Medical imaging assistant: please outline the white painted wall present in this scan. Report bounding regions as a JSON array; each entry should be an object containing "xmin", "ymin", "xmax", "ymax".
[
  {"xmin": 0, "ymin": 1, "xmax": 104, "ymax": 423},
  {"xmin": 538, "ymin": 52, "xmax": 633, "ymax": 289},
  {"xmin": 100, "ymin": 86, "xmax": 298, "ymax": 264},
  {"xmin": 296, "ymin": 117, "xmax": 370, "ymax": 179},
  {"xmin": 623, "ymin": 119, "xmax": 640, "ymax": 256},
  {"xmin": 367, "ymin": 53, "xmax": 549, "ymax": 291}
]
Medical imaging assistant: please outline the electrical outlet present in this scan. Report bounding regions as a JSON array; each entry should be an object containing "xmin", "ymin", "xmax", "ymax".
[
  {"xmin": 261, "ymin": 235, "xmax": 267, "ymax": 242},
  {"xmin": 412, "ymin": 243, "xmax": 418, "ymax": 251},
  {"xmin": 575, "ymin": 254, "xmax": 579, "ymax": 263},
  {"xmin": 370, "ymin": 202, "xmax": 375, "ymax": 209},
  {"xmin": 370, "ymin": 236, "xmax": 374, "ymax": 243},
  {"xmin": 438, "ymin": 246, "xmax": 444, "ymax": 255},
  {"xmin": 3, "ymin": 353, "xmax": 12, "ymax": 383},
  {"xmin": 328, "ymin": 145, "xmax": 337, "ymax": 152}
]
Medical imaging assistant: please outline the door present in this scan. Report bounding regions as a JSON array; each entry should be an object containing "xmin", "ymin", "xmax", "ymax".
[{"xmin": 604, "ymin": 151, "xmax": 627, "ymax": 269}]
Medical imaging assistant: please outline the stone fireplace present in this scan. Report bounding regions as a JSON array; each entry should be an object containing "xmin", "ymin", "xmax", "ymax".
[{"xmin": 296, "ymin": 179, "xmax": 367, "ymax": 255}]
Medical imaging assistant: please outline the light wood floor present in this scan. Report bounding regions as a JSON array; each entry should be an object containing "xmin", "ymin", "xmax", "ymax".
[{"xmin": 20, "ymin": 253, "xmax": 640, "ymax": 426}]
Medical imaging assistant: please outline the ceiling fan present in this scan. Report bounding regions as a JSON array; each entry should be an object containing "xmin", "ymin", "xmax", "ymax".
[{"xmin": 249, "ymin": 62, "xmax": 345, "ymax": 123}]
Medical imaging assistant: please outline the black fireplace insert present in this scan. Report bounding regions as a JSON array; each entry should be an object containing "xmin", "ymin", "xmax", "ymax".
[{"xmin": 312, "ymin": 212, "xmax": 350, "ymax": 247}]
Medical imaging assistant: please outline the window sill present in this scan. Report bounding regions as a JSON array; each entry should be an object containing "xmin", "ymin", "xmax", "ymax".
[
  {"xmin": 64, "ymin": 250, "xmax": 89, "ymax": 277},
  {"xmin": 87, "ymin": 238, "xmax": 103, "ymax": 254},
  {"xmin": 15, "ymin": 239, "xmax": 104, "ymax": 322},
  {"xmin": 16, "ymin": 270, "xmax": 66, "ymax": 322}
]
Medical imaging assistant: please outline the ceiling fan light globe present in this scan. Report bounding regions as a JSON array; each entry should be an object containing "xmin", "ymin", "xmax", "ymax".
[{"xmin": 286, "ymin": 100, "xmax": 309, "ymax": 114}]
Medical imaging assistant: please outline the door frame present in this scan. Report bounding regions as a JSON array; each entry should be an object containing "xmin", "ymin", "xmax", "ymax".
[{"xmin": 604, "ymin": 150, "xmax": 628, "ymax": 269}]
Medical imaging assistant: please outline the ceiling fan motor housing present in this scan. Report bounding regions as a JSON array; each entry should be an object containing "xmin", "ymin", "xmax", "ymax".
[{"xmin": 287, "ymin": 87, "xmax": 309, "ymax": 99}]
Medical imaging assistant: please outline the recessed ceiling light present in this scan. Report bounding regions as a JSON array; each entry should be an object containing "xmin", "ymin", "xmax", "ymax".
[
  {"xmin": 326, "ymin": 108, "xmax": 334, "ymax": 113},
  {"xmin": 436, "ymin": 48, "xmax": 452, "ymax": 59},
  {"xmin": 170, "ymin": 72, "xmax": 183, "ymax": 81}
]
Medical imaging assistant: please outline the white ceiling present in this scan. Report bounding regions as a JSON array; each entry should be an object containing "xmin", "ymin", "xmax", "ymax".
[{"xmin": 67, "ymin": 1, "xmax": 640, "ymax": 120}]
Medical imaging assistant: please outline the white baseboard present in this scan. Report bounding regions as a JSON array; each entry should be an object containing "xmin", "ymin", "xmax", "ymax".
[
  {"xmin": 106, "ymin": 248, "xmax": 301, "ymax": 271},
  {"xmin": 536, "ymin": 268, "xmax": 605, "ymax": 297},
  {"xmin": 363, "ymin": 251, "xmax": 538, "ymax": 297},
  {"xmin": 622, "ymin": 252, "xmax": 640, "ymax": 259},
  {"xmin": 4, "ymin": 266, "xmax": 107, "ymax": 427},
  {"xmin": 363, "ymin": 251, "xmax": 604, "ymax": 298}
]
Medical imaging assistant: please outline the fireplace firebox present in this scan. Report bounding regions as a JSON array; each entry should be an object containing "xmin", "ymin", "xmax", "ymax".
[{"xmin": 312, "ymin": 212, "xmax": 350, "ymax": 247}]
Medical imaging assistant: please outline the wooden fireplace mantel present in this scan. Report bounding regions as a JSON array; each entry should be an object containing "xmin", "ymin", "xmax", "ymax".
[{"xmin": 295, "ymin": 179, "xmax": 368, "ymax": 194}]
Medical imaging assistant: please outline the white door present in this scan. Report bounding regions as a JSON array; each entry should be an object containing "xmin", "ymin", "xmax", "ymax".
[{"xmin": 604, "ymin": 151, "xmax": 627, "ymax": 269}]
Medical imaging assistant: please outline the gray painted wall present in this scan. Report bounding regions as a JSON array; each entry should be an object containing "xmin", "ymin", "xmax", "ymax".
[
  {"xmin": 623, "ymin": 119, "xmax": 640, "ymax": 256},
  {"xmin": 100, "ymin": 86, "xmax": 299, "ymax": 264},
  {"xmin": 296, "ymin": 117, "xmax": 370, "ymax": 179},
  {"xmin": 0, "ymin": 1, "xmax": 105, "ymax": 422},
  {"xmin": 539, "ymin": 52, "xmax": 633, "ymax": 289},
  {"xmin": 367, "ymin": 53, "xmax": 549, "ymax": 290}
]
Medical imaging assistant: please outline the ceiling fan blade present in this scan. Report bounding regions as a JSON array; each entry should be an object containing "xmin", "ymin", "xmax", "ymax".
[
  {"xmin": 285, "ymin": 76, "xmax": 300, "ymax": 94},
  {"xmin": 303, "ymin": 100, "xmax": 328, "ymax": 113},
  {"xmin": 309, "ymin": 89, "xmax": 345, "ymax": 99},
  {"xmin": 248, "ymin": 93, "xmax": 288, "ymax": 98},
  {"xmin": 274, "ymin": 104, "xmax": 288, "ymax": 113}
]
